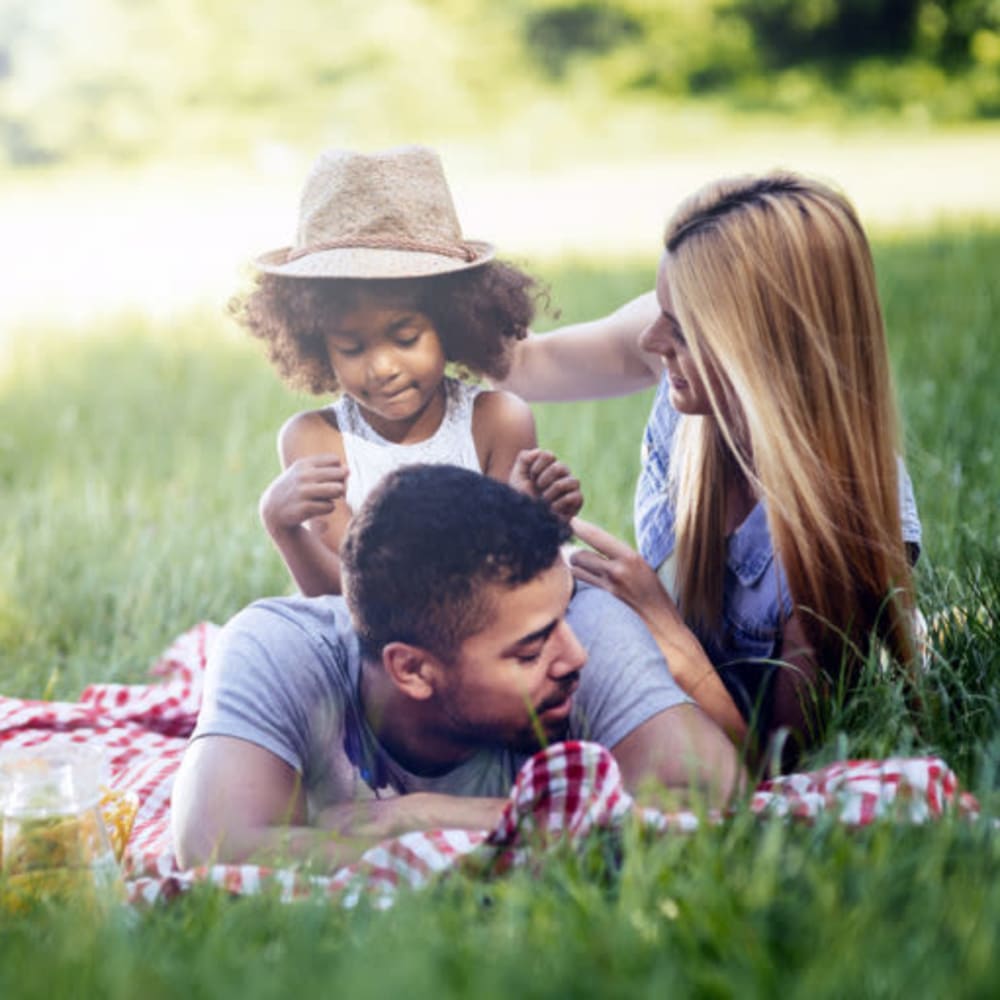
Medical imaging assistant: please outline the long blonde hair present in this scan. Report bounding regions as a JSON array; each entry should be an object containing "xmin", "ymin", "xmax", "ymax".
[{"xmin": 665, "ymin": 172, "xmax": 915, "ymax": 676}]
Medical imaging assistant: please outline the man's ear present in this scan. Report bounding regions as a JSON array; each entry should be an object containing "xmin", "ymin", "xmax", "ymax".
[{"xmin": 381, "ymin": 642, "xmax": 441, "ymax": 701}]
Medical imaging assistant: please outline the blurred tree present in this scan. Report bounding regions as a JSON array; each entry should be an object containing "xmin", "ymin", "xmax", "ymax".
[
  {"xmin": 1, "ymin": 0, "xmax": 997, "ymax": 166},
  {"xmin": 522, "ymin": 2, "xmax": 643, "ymax": 77},
  {"xmin": 731, "ymin": 0, "xmax": 999, "ymax": 68},
  {"xmin": 729, "ymin": 0, "xmax": 1000, "ymax": 115},
  {"xmin": 507, "ymin": 0, "xmax": 756, "ymax": 92},
  {"xmin": 733, "ymin": 0, "xmax": 921, "ymax": 65}
]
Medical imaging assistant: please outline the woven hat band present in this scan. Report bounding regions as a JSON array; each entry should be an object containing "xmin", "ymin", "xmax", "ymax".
[{"xmin": 285, "ymin": 236, "xmax": 479, "ymax": 265}]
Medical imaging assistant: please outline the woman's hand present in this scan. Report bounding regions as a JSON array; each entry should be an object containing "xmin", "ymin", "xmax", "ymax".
[
  {"xmin": 509, "ymin": 448, "xmax": 583, "ymax": 521},
  {"xmin": 569, "ymin": 517, "xmax": 679, "ymax": 624},
  {"xmin": 570, "ymin": 517, "xmax": 750, "ymax": 747},
  {"xmin": 259, "ymin": 454, "xmax": 349, "ymax": 536},
  {"xmin": 569, "ymin": 515, "xmax": 703, "ymax": 677}
]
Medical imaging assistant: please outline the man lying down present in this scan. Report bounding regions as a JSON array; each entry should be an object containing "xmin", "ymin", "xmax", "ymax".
[{"xmin": 172, "ymin": 463, "xmax": 743, "ymax": 871}]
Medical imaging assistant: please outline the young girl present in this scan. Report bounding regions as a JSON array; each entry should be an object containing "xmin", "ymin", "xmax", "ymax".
[
  {"xmin": 233, "ymin": 145, "xmax": 581, "ymax": 596},
  {"xmin": 500, "ymin": 171, "xmax": 922, "ymax": 768}
]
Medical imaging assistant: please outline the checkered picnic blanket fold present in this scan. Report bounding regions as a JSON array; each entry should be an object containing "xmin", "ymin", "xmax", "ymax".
[{"xmin": 0, "ymin": 624, "xmax": 982, "ymax": 909}]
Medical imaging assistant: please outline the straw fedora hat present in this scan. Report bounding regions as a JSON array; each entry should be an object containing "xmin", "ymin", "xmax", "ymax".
[{"xmin": 256, "ymin": 145, "xmax": 494, "ymax": 279}]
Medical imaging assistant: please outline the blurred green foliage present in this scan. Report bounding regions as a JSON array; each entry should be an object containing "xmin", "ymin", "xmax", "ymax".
[
  {"xmin": 1, "ymin": 0, "xmax": 998, "ymax": 165},
  {"xmin": 0, "ymin": 0, "xmax": 523, "ymax": 164}
]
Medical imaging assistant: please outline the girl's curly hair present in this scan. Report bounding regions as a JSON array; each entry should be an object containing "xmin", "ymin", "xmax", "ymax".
[{"xmin": 230, "ymin": 260, "xmax": 539, "ymax": 395}]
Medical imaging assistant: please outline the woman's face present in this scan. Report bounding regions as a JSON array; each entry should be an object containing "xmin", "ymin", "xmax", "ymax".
[{"xmin": 638, "ymin": 256, "xmax": 715, "ymax": 417}]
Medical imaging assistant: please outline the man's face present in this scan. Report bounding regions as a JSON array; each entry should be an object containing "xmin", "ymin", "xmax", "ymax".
[{"xmin": 433, "ymin": 560, "xmax": 587, "ymax": 753}]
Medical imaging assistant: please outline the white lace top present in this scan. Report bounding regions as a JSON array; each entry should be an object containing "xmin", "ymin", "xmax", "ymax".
[{"xmin": 330, "ymin": 377, "xmax": 483, "ymax": 513}]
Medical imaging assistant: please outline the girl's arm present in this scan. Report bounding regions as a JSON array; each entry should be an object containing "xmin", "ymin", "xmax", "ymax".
[
  {"xmin": 473, "ymin": 390, "xmax": 583, "ymax": 520},
  {"xmin": 259, "ymin": 412, "xmax": 353, "ymax": 596},
  {"xmin": 472, "ymin": 388, "xmax": 538, "ymax": 484},
  {"xmin": 498, "ymin": 291, "xmax": 663, "ymax": 402},
  {"xmin": 569, "ymin": 518, "xmax": 749, "ymax": 746}
]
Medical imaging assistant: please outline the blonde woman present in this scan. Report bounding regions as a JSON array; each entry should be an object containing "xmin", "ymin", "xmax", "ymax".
[{"xmin": 500, "ymin": 172, "xmax": 922, "ymax": 768}]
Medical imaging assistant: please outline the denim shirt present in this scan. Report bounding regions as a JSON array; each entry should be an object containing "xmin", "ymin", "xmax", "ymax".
[{"xmin": 634, "ymin": 375, "xmax": 923, "ymax": 667}]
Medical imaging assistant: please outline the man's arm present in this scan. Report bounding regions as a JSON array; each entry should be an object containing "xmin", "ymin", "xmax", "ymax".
[
  {"xmin": 171, "ymin": 735, "xmax": 507, "ymax": 871},
  {"xmin": 610, "ymin": 703, "xmax": 746, "ymax": 811},
  {"xmin": 172, "ymin": 601, "xmax": 506, "ymax": 871},
  {"xmin": 566, "ymin": 584, "xmax": 747, "ymax": 809}
]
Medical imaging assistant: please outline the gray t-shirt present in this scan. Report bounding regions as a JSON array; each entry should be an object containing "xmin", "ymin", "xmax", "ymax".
[{"xmin": 192, "ymin": 584, "xmax": 691, "ymax": 817}]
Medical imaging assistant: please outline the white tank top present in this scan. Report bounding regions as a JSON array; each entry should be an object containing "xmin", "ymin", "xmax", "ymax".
[{"xmin": 330, "ymin": 377, "xmax": 483, "ymax": 513}]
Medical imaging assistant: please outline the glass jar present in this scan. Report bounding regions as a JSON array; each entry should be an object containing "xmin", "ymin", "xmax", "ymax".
[{"xmin": 0, "ymin": 745, "xmax": 124, "ymax": 909}]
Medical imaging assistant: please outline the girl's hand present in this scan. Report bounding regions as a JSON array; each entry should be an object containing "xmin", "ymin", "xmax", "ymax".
[
  {"xmin": 259, "ymin": 454, "xmax": 349, "ymax": 534},
  {"xmin": 509, "ymin": 448, "xmax": 583, "ymax": 521},
  {"xmin": 568, "ymin": 517, "xmax": 680, "ymax": 625}
]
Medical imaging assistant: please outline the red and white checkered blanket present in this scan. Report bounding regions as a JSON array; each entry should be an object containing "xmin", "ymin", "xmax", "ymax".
[{"xmin": 0, "ymin": 624, "xmax": 981, "ymax": 908}]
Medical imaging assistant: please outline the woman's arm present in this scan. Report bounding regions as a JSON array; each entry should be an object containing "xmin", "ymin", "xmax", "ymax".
[
  {"xmin": 568, "ymin": 518, "xmax": 749, "ymax": 746},
  {"xmin": 769, "ymin": 612, "xmax": 825, "ymax": 757},
  {"xmin": 499, "ymin": 291, "xmax": 663, "ymax": 402}
]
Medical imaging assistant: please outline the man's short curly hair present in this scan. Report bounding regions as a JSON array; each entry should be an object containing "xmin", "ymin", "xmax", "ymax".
[
  {"xmin": 230, "ymin": 261, "xmax": 538, "ymax": 395},
  {"xmin": 341, "ymin": 464, "xmax": 571, "ymax": 664}
]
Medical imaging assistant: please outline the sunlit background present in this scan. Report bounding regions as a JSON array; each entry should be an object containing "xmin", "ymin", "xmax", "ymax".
[
  {"xmin": 2, "ymin": 8, "xmax": 1000, "ymax": 987},
  {"xmin": 2, "ymin": 0, "xmax": 999, "ymax": 330},
  {"xmin": 2, "ymin": 0, "xmax": 999, "ymax": 682}
]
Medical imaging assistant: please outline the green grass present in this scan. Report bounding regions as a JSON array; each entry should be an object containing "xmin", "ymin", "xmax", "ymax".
[
  {"xmin": 3, "ymin": 819, "xmax": 1000, "ymax": 998},
  {"xmin": 1, "ymin": 229, "xmax": 999, "ymax": 996}
]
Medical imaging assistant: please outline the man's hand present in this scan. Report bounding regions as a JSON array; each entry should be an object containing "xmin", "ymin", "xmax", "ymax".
[
  {"xmin": 509, "ymin": 448, "xmax": 583, "ymax": 521},
  {"xmin": 259, "ymin": 454, "xmax": 349, "ymax": 535},
  {"xmin": 315, "ymin": 793, "xmax": 507, "ymax": 842}
]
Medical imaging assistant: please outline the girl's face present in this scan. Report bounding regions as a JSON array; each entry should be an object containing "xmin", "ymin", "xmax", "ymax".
[
  {"xmin": 324, "ymin": 293, "xmax": 448, "ymax": 438},
  {"xmin": 638, "ymin": 256, "xmax": 715, "ymax": 417}
]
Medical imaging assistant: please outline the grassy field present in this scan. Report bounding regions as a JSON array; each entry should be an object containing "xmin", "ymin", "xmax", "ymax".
[{"xmin": 1, "ymin": 228, "xmax": 999, "ymax": 996}]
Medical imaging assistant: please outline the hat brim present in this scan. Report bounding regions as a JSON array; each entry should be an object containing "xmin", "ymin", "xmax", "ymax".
[{"xmin": 254, "ymin": 241, "xmax": 495, "ymax": 279}]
